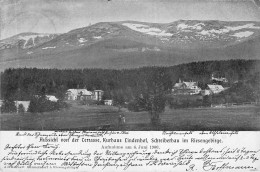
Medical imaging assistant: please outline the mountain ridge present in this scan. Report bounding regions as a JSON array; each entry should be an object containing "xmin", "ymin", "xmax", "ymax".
[
  {"xmin": 0, "ymin": 32, "xmax": 59, "ymax": 50},
  {"xmin": 0, "ymin": 20, "xmax": 260, "ymax": 70}
]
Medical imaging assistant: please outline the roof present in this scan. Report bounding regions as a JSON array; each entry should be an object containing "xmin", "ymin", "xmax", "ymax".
[
  {"xmin": 183, "ymin": 82, "xmax": 197, "ymax": 88},
  {"xmin": 14, "ymin": 101, "xmax": 31, "ymax": 107},
  {"xmin": 173, "ymin": 83, "xmax": 183, "ymax": 88},
  {"xmin": 207, "ymin": 84, "xmax": 224, "ymax": 90},
  {"xmin": 67, "ymin": 89, "xmax": 92, "ymax": 96},
  {"xmin": 14, "ymin": 101, "xmax": 30, "ymax": 103},
  {"xmin": 174, "ymin": 81, "xmax": 198, "ymax": 89},
  {"xmin": 46, "ymin": 95, "xmax": 58, "ymax": 101}
]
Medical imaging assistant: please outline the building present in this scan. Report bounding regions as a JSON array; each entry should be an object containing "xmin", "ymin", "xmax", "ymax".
[
  {"xmin": 0, "ymin": 100, "xmax": 3, "ymax": 108},
  {"xmin": 207, "ymin": 84, "xmax": 225, "ymax": 94},
  {"xmin": 46, "ymin": 95, "xmax": 58, "ymax": 102},
  {"xmin": 14, "ymin": 101, "xmax": 30, "ymax": 112},
  {"xmin": 104, "ymin": 100, "xmax": 113, "ymax": 106},
  {"xmin": 172, "ymin": 79, "xmax": 201, "ymax": 95},
  {"xmin": 92, "ymin": 90, "xmax": 104, "ymax": 101},
  {"xmin": 211, "ymin": 74, "xmax": 228, "ymax": 83},
  {"xmin": 66, "ymin": 89, "xmax": 93, "ymax": 100}
]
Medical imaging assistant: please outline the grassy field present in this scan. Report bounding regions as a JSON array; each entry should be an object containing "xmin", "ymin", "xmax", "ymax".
[{"xmin": 0, "ymin": 101, "xmax": 260, "ymax": 130}]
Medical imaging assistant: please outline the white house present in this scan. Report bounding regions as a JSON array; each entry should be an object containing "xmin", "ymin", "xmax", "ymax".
[
  {"xmin": 104, "ymin": 100, "xmax": 113, "ymax": 106},
  {"xmin": 46, "ymin": 95, "xmax": 58, "ymax": 102},
  {"xmin": 172, "ymin": 79, "xmax": 201, "ymax": 95},
  {"xmin": 14, "ymin": 101, "xmax": 30, "ymax": 112},
  {"xmin": 66, "ymin": 89, "xmax": 93, "ymax": 100}
]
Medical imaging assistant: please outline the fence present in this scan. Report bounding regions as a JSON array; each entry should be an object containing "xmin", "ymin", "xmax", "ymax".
[{"xmin": 210, "ymin": 102, "xmax": 258, "ymax": 108}]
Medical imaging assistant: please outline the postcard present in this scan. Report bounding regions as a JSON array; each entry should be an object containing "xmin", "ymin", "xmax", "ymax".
[{"xmin": 0, "ymin": 0, "xmax": 259, "ymax": 171}]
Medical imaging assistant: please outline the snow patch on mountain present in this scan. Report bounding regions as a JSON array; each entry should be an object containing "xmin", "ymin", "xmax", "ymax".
[
  {"xmin": 123, "ymin": 23, "xmax": 158, "ymax": 32},
  {"xmin": 93, "ymin": 36, "xmax": 102, "ymax": 39},
  {"xmin": 148, "ymin": 30, "xmax": 173, "ymax": 37},
  {"xmin": 42, "ymin": 46, "xmax": 56, "ymax": 50},
  {"xmin": 122, "ymin": 23, "xmax": 172, "ymax": 37},
  {"xmin": 19, "ymin": 34, "xmax": 51, "ymax": 48},
  {"xmin": 231, "ymin": 31, "xmax": 254, "ymax": 38},
  {"xmin": 199, "ymin": 28, "xmax": 229, "ymax": 35},
  {"xmin": 141, "ymin": 47, "xmax": 161, "ymax": 52},
  {"xmin": 199, "ymin": 30, "xmax": 210, "ymax": 36},
  {"xmin": 27, "ymin": 51, "xmax": 33, "ymax": 54},
  {"xmin": 179, "ymin": 23, "xmax": 260, "ymax": 38},
  {"xmin": 227, "ymin": 23, "xmax": 260, "ymax": 31},
  {"xmin": 177, "ymin": 23, "xmax": 204, "ymax": 30},
  {"xmin": 160, "ymin": 37, "xmax": 169, "ymax": 41},
  {"xmin": 78, "ymin": 38, "xmax": 87, "ymax": 43},
  {"xmin": 18, "ymin": 34, "xmax": 47, "ymax": 41}
]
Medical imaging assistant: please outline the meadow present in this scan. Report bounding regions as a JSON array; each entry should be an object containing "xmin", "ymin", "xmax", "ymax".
[{"xmin": 1, "ymin": 101, "xmax": 259, "ymax": 131}]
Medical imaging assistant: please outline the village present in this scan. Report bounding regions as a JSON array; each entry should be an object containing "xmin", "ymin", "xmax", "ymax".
[
  {"xmin": 172, "ymin": 75, "xmax": 228, "ymax": 96},
  {"xmin": 0, "ymin": 73, "xmax": 245, "ymax": 114}
]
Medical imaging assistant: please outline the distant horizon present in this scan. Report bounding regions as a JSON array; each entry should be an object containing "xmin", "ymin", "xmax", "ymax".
[
  {"xmin": 2, "ymin": 19, "xmax": 260, "ymax": 40},
  {"xmin": 1, "ymin": 0, "xmax": 260, "ymax": 39}
]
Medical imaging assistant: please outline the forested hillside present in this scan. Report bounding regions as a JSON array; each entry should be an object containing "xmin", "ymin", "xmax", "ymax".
[{"xmin": 1, "ymin": 59, "xmax": 260, "ymax": 104}]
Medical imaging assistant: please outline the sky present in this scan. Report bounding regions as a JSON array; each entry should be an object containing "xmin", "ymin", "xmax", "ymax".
[{"xmin": 1, "ymin": 0, "xmax": 260, "ymax": 39}]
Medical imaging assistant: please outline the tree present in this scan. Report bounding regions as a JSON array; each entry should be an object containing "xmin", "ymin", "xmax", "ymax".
[
  {"xmin": 135, "ymin": 69, "xmax": 172, "ymax": 125},
  {"xmin": 28, "ymin": 95, "xmax": 49, "ymax": 113},
  {"xmin": 112, "ymin": 90, "xmax": 125, "ymax": 111},
  {"xmin": 18, "ymin": 104, "xmax": 25, "ymax": 114},
  {"xmin": 28, "ymin": 95, "xmax": 67, "ymax": 113},
  {"xmin": 1, "ymin": 100, "xmax": 17, "ymax": 113},
  {"xmin": 203, "ymin": 95, "xmax": 212, "ymax": 107}
]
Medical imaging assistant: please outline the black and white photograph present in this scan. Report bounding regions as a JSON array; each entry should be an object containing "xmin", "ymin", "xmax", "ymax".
[{"xmin": 0, "ymin": 0, "xmax": 260, "ymax": 131}]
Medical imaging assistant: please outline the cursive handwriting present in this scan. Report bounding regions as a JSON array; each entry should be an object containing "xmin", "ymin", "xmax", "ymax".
[
  {"xmin": 1, "ymin": 143, "xmax": 259, "ymax": 171},
  {"xmin": 15, "ymin": 131, "xmax": 129, "ymax": 140}
]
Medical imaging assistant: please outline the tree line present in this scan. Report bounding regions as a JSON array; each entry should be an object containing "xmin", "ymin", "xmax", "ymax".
[{"xmin": 1, "ymin": 59, "xmax": 259, "ymax": 116}]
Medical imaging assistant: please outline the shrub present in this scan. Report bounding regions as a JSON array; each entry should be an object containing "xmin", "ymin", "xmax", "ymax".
[{"xmin": 28, "ymin": 95, "xmax": 68, "ymax": 113}]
